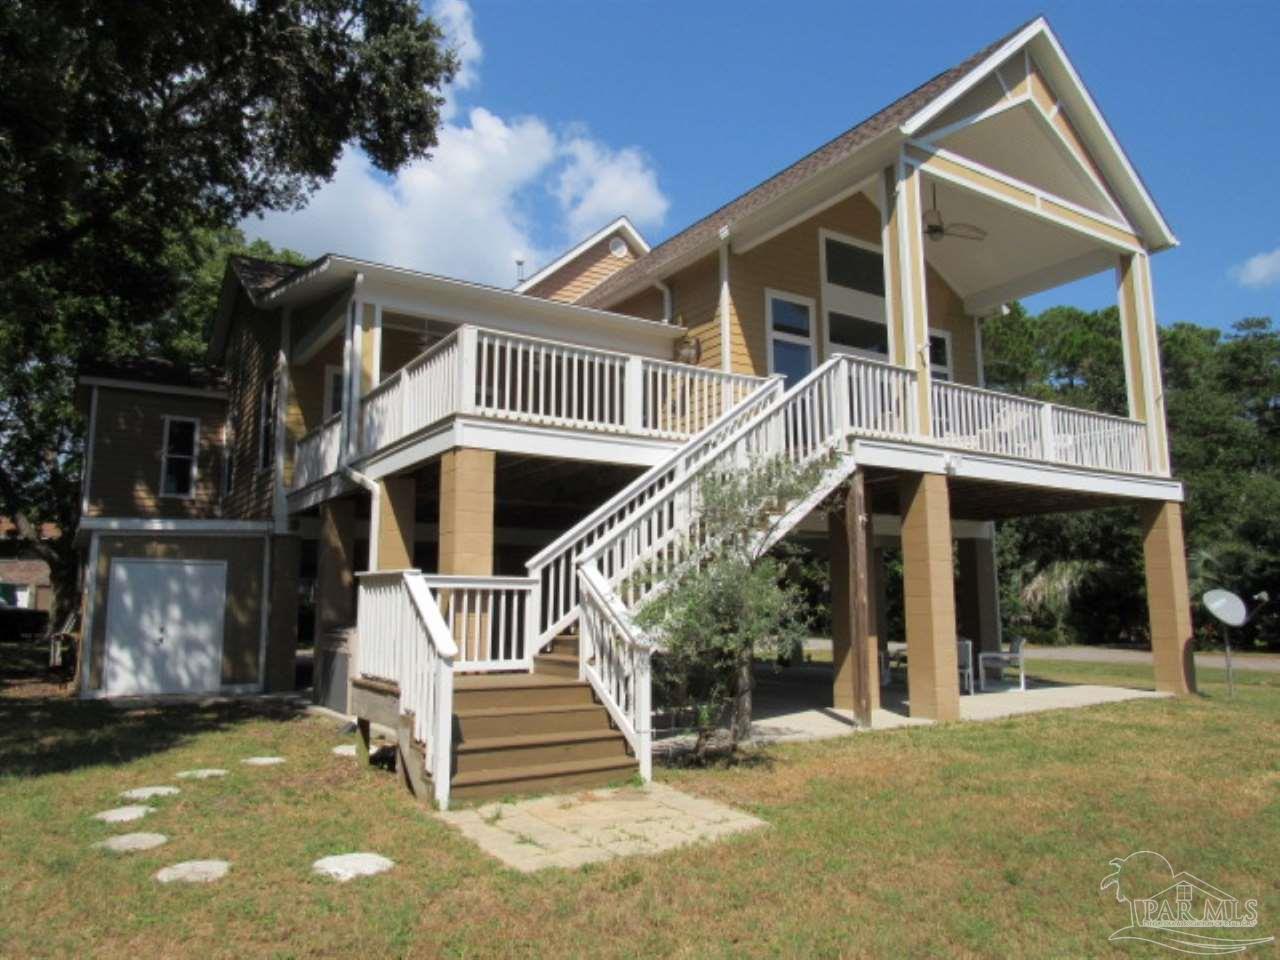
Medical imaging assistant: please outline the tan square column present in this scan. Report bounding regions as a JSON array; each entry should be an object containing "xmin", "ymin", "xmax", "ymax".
[
  {"xmin": 376, "ymin": 477, "xmax": 416, "ymax": 570},
  {"xmin": 957, "ymin": 536, "xmax": 1001, "ymax": 661},
  {"xmin": 439, "ymin": 448, "xmax": 495, "ymax": 575},
  {"xmin": 899, "ymin": 472, "xmax": 960, "ymax": 721},
  {"xmin": 317, "ymin": 499, "xmax": 357, "ymax": 637},
  {"xmin": 1140, "ymin": 501, "xmax": 1197, "ymax": 696},
  {"xmin": 829, "ymin": 472, "xmax": 877, "ymax": 725}
]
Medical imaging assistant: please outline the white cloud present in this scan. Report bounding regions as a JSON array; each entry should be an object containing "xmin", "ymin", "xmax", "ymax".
[
  {"xmin": 556, "ymin": 137, "xmax": 670, "ymax": 240},
  {"xmin": 244, "ymin": 0, "xmax": 668, "ymax": 288},
  {"xmin": 1230, "ymin": 247, "xmax": 1280, "ymax": 289}
]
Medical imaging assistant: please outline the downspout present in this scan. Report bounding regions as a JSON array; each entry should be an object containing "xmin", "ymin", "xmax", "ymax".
[{"xmin": 654, "ymin": 281, "xmax": 672, "ymax": 324}]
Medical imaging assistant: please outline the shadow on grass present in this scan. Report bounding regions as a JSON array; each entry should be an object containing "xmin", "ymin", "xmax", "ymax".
[{"xmin": 0, "ymin": 640, "xmax": 306, "ymax": 779}]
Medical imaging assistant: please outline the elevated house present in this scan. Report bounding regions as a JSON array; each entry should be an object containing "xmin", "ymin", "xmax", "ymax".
[{"xmin": 76, "ymin": 17, "xmax": 1196, "ymax": 806}]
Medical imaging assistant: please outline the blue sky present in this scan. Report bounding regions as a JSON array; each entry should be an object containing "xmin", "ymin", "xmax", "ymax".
[{"xmin": 249, "ymin": 1, "xmax": 1280, "ymax": 332}]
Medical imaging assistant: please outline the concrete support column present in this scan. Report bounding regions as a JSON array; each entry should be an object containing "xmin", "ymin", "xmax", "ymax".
[
  {"xmin": 265, "ymin": 534, "xmax": 300, "ymax": 692},
  {"xmin": 376, "ymin": 477, "xmax": 416, "ymax": 571},
  {"xmin": 830, "ymin": 473, "xmax": 877, "ymax": 725},
  {"xmin": 317, "ymin": 499, "xmax": 357, "ymax": 639},
  {"xmin": 899, "ymin": 472, "xmax": 960, "ymax": 720},
  {"xmin": 1140, "ymin": 500, "xmax": 1197, "ymax": 696},
  {"xmin": 439, "ymin": 448, "xmax": 495, "ymax": 575}
]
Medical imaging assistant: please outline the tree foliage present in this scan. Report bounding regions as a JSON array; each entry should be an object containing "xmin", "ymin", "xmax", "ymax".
[
  {"xmin": 983, "ymin": 307, "xmax": 1280, "ymax": 650},
  {"xmin": 634, "ymin": 457, "xmax": 827, "ymax": 758},
  {"xmin": 0, "ymin": 1, "xmax": 457, "ymax": 625}
]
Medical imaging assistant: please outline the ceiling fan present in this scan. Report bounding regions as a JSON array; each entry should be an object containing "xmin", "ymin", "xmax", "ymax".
[{"xmin": 923, "ymin": 184, "xmax": 987, "ymax": 242}]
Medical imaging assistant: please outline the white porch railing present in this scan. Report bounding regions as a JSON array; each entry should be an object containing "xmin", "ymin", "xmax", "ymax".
[
  {"xmin": 356, "ymin": 570, "xmax": 455, "ymax": 809},
  {"xmin": 638, "ymin": 359, "xmax": 763, "ymax": 438},
  {"xmin": 420, "ymin": 574, "xmax": 538, "ymax": 672},
  {"xmin": 931, "ymin": 379, "xmax": 1152, "ymax": 474},
  {"xmin": 360, "ymin": 331, "xmax": 461, "ymax": 456},
  {"xmin": 293, "ymin": 413, "xmax": 343, "ymax": 489},
  {"xmin": 524, "ymin": 375, "xmax": 785, "ymax": 653}
]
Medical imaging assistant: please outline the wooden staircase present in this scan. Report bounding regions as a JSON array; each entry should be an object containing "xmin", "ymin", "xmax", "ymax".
[{"xmin": 447, "ymin": 635, "xmax": 638, "ymax": 800}]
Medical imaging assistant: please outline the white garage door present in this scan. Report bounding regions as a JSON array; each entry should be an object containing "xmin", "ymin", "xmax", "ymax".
[{"xmin": 104, "ymin": 559, "xmax": 227, "ymax": 696}]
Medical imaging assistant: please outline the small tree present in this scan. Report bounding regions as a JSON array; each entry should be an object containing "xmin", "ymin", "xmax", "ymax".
[{"xmin": 633, "ymin": 455, "xmax": 828, "ymax": 760}]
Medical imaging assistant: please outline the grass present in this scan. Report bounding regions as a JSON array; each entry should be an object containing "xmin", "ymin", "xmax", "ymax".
[{"xmin": 2, "ymin": 638, "xmax": 1277, "ymax": 958}]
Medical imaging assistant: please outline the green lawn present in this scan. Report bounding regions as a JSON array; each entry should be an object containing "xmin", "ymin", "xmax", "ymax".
[{"xmin": 2, "ymin": 641, "xmax": 1277, "ymax": 958}]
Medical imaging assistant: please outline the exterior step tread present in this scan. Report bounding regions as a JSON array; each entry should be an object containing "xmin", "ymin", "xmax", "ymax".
[
  {"xmin": 535, "ymin": 653, "xmax": 578, "ymax": 665},
  {"xmin": 454, "ymin": 703, "xmax": 605, "ymax": 720},
  {"xmin": 454, "ymin": 673, "xmax": 587, "ymax": 691},
  {"xmin": 456, "ymin": 728, "xmax": 623, "ymax": 754},
  {"xmin": 451, "ymin": 754, "xmax": 637, "ymax": 789}
]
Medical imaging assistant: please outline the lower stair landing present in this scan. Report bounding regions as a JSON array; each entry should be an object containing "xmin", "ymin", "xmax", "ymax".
[{"xmin": 355, "ymin": 634, "xmax": 639, "ymax": 804}]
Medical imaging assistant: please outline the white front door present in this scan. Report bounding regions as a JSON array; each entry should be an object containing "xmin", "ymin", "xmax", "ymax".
[{"xmin": 104, "ymin": 559, "xmax": 226, "ymax": 695}]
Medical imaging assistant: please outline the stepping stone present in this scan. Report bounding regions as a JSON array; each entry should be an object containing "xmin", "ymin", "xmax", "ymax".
[
  {"xmin": 95, "ymin": 832, "xmax": 168, "ymax": 853},
  {"xmin": 154, "ymin": 859, "xmax": 230, "ymax": 884},
  {"xmin": 332, "ymin": 744, "xmax": 357, "ymax": 757},
  {"xmin": 92, "ymin": 805, "xmax": 153, "ymax": 824},
  {"xmin": 175, "ymin": 768, "xmax": 228, "ymax": 780},
  {"xmin": 242, "ymin": 756, "xmax": 285, "ymax": 766},
  {"xmin": 120, "ymin": 786, "xmax": 180, "ymax": 801},
  {"xmin": 312, "ymin": 853, "xmax": 394, "ymax": 882}
]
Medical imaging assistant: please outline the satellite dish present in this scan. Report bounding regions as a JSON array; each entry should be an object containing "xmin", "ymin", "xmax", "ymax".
[{"xmin": 1203, "ymin": 589, "xmax": 1247, "ymax": 627}]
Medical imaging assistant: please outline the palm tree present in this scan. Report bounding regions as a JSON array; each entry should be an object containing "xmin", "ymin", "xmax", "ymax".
[{"xmin": 1019, "ymin": 559, "xmax": 1101, "ymax": 645}]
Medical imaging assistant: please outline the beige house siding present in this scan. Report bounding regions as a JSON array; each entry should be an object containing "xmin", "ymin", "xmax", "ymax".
[
  {"xmin": 722, "ymin": 192, "xmax": 980, "ymax": 384},
  {"xmin": 86, "ymin": 387, "xmax": 227, "ymax": 519},
  {"xmin": 612, "ymin": 286, "xmax": 667, "ymax": 323},
  {"xmin": 86, "ymin": 534, "xmax": 266, "ymax": 690},
  {"xmin": 223, "ymin": 297, "xmax": 280, "ymax": 520},
  {"xmin": 664, "ymin": 254, "xmax": 724, "ymax": 372},
  {"xmin": 525, "ymin": 233, "xmax": 639, "ymax": 303},
  {"xmin": 380, "ymin": 326, "xmax": 426, "ymax": 378}
]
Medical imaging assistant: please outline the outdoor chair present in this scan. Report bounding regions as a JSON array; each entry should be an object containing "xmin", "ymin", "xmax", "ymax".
[
  {"xmin": 979, "ymin": 636, "xmax": 1027, "ymax": 691},
  {"xmin": 957, "ymin": 639, "xmax": 974, "ymax": 695}
]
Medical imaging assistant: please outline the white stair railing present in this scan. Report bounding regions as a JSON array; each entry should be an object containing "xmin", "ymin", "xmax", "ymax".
[
  {"xmin": 356, "ymin": 570, "xmax": 456, "ymax": 809},
  {"xmin": 574, "ymin": 355, "xmax": 919, "ymax": 775},
  {"xmin": 421, "ymin": 574, "xmax": 538, "ymax": 671},
  {"xmin": 524, "ymin": 374, "xmax": 783, "ymax": 651}
]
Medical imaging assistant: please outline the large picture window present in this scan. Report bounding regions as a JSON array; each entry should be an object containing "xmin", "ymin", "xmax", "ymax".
[
  {"xmin": 160, "ymin": 416, "xmax": 199, "ymax": 498},
  {"xmin": 765, "ymin": 290, "xmax": 816, "ymax": 386},
  {"xmin": 821, "ymin": 230, "xmax": 890, "ymax": 362}
]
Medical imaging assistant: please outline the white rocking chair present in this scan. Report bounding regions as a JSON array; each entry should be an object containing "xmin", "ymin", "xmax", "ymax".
[{"xmin": 979, "ymin": 636, "xmax": 1027, "ymax": 691}]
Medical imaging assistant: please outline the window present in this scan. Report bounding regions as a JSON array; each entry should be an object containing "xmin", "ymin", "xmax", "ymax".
[
  {"xmin": 322, "ymin": 365, "xmax": 344, "ymax": 420},
  {"xmin": 928, "ymin": 330, "xmax": 952, "ymax": 381},
  {"xmin": 160, "ymin": 416, "xmax": 199, "ymax": 498},
  {"xmin": 821, "ymin": 230, "xmax": 890, "ymax": 361},
  {"xmin": 222, "ymin": 420, "xmax": 235, "ymax": 495},
  {"xmin": 259, "ymin": 373, "xmax": 276, "ymax": 472},
  {"xmin": 766, "ymin": 290, "xmax": 816, "ymax": 386}
]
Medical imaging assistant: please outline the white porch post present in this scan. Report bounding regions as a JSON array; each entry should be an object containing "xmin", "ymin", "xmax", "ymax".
[
  {"xmin": 1116, "ymin": 252, "xmax": 1170, "ymax": 476},
  {"xmin": 883, "ymin": 157, "xmax": 933, "ymax": 437}
]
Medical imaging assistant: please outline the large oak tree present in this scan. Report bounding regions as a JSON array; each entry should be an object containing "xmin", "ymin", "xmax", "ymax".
[{"xmin": 0, "ymin": 0, "xmax": 457, "ymax": 629}]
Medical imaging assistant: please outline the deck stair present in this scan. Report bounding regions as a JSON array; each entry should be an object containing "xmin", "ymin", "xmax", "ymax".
[{"xmin": 448, "ymin": 635, "xmax": 637, "ymax": 800}]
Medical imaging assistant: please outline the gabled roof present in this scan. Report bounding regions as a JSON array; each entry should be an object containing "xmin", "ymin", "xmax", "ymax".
[
  {"xmin": 580, "ymin": 16, "xmax": 1174, "ymax": 310},
  {"xmin": 514, "ymin": 216, "xmax": 650, "ymax": 294}
]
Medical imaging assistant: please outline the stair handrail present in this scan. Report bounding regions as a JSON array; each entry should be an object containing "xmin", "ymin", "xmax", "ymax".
[
  {"xmin": 523, "ymin": 371, "xmax": 784, "ymax": 650},
  {"xmin": 401, "ymin": 571, "xmax": 457, "ymax": 809}
]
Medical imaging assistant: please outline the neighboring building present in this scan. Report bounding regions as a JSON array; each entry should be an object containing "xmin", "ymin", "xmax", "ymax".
[
  {"xmin": 77, "ymin": 17, "xmax": 1197, "ymax": 806},
  {"xmin": 0, "ymin": 519, "xmax": 56, "ymax": 611}
]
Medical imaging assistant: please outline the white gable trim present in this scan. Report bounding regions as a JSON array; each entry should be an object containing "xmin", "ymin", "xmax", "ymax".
[
  {"xmin": 901, "ymin": 17, "xmax": 1176, "ymax": 250},
  {"xmin": 515, "ymin": 216, "xmax": 651, "ymax": 293}
]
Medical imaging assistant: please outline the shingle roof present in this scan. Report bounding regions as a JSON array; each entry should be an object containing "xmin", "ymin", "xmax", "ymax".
[
  {"xmin": 578, "ymin": 17, "xmax": 1039, "ymax": 309},
  {"xmin": 229, "ymin": 255, "xmax": 305, "ymax": 297},
  {"xmin": 79, "ymin": 357, "xmax": 226, "ymax": 391}
]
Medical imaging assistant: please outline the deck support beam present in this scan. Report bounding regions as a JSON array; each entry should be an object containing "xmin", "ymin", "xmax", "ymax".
[
  {"xmin": 317, "ymin": 499, "xmax": 357, "ymax": 636},
  {"xmin": 1140, "ymin": 500, "xmax": 1197, "ymax": 696},
  {"xmin": 899, "ymin": 472, "xmax": 961, "ymax": 720},
  {"xmin": 376, "ymin": 476, "xmax": 416, "ymax": 570},
  {"xmin": 830, "ymin": 471, "xmax": 877, "ymax": 726}
]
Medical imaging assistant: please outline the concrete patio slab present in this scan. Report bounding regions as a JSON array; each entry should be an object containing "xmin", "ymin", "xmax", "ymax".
[{"xmin": 438, "ymin": 783, "xmax": 765, "ymax": 873}]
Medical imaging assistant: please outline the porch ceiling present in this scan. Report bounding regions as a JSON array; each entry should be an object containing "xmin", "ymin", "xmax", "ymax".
[{"xmin": 919, "ymin": 175, "xmax": 1113, "ymax": 313}]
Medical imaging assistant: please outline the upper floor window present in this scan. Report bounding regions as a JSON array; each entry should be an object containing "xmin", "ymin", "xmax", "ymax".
[
  {"xmin": 766, "ymin": 289, "xmax": 816, "ymax": 386},
  {"xmin": 160, "ymin": 416, "xmax": 199, "ymax": 498},
  {"xmin": 929, "ymin": 331, "xmax": 952, "ymax": 382},
  {"xmin": 259, "ymin": 373, "xmax": 276, "ymax": 472},
  {"xmin": 821, "ymin": 231, "xmax": 890, "ymax": 361},
  {"xmin": 322, "ymin": 364, "xmax": 344, "ymax": 420}
]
